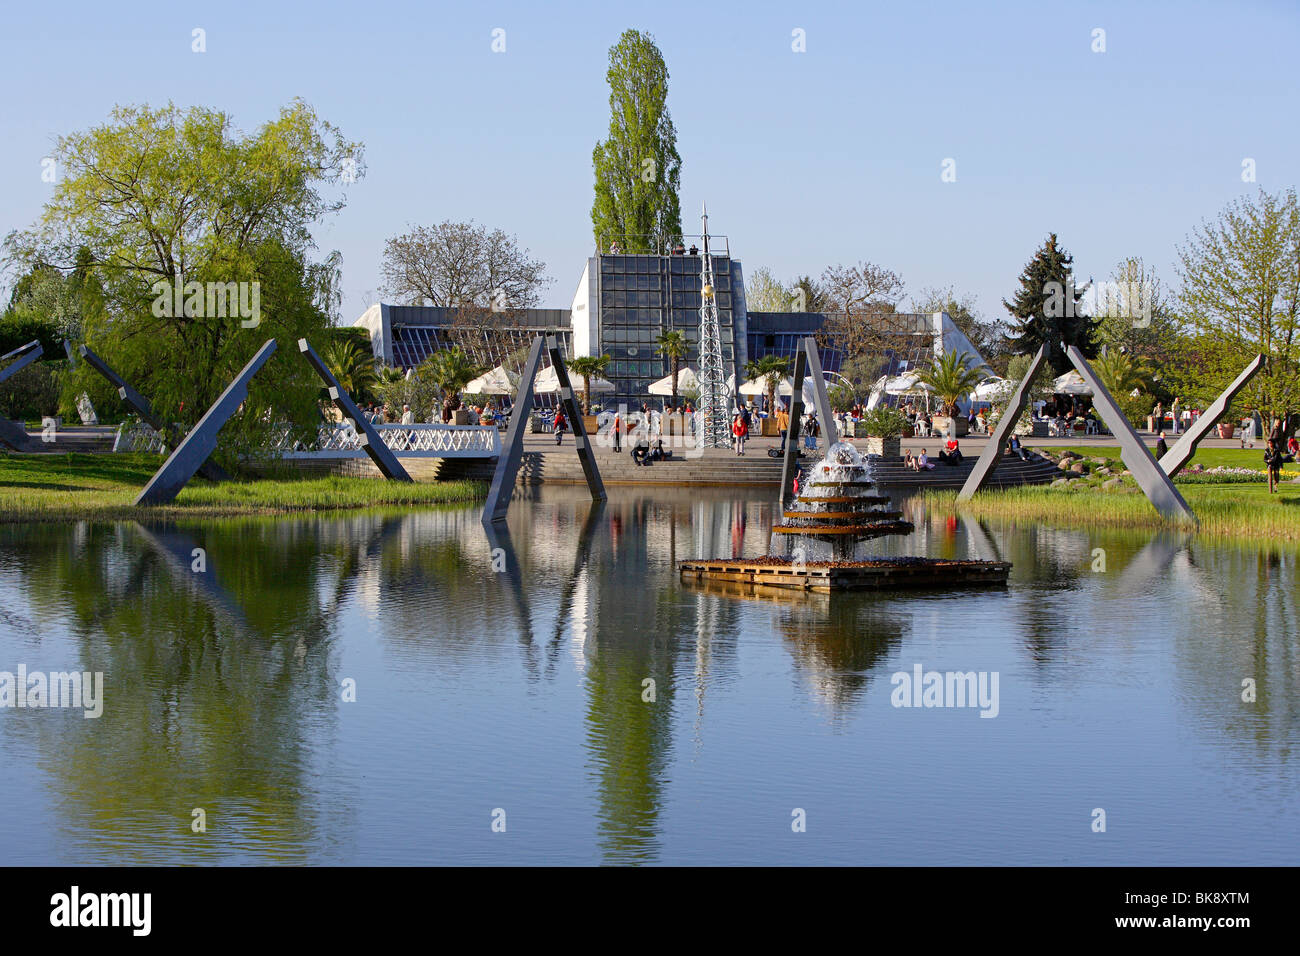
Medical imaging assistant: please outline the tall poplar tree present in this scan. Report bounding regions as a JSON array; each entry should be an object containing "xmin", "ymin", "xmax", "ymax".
[
  {"xmin": 1003, "ymin": 233, "xmax": 1098, "ymax": 375},
  {"xmin": 591, "ymin": 30, "xmax": 683, "ymax": 254}
]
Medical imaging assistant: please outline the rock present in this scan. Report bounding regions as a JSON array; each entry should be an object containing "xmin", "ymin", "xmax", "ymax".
[
  {"xmin": 1050, "ymin": 478, "xmax": 1068, "ymax": 487},
  {"xmin": 1097, "ymin": 466, "xmax": 1111, "ymax": 476},
  {"xmin": 1090, "ymin": 457, "xmax": 1108, "ymax": 464},
  {"xmin": 1102, "ymin": 478, "xmax": 1122, "ymax": 490},
  {"xmin": 1070, "ymin": 461, "xmax": 1087, "ymax": 473},
  {"xmin": 1122, "ymin": 469, "xmax": 1132, "ymax": 476}
]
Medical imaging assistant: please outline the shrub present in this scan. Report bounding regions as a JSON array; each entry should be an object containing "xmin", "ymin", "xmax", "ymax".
[{"xmin": 858, "ymin": 406, "xmax": 909, "ymax": 439}]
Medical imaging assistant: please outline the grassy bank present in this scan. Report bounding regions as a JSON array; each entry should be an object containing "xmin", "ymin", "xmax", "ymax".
[
  {"xmin": 0, "ymin": 452, "xmax": 484, "ymax": 522},
  {"xmin": 1044, "ymin": 445, "xmax": 1298, "ymax": 475},
  {"xmin": 922, "ymin": 481, "xmax": 1300, "ymax": 543}
]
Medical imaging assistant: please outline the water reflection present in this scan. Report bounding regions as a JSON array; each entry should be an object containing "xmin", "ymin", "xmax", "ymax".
[{"xmin": 0, "ymin": 487, "xmax": 1297, "ymax": 865}]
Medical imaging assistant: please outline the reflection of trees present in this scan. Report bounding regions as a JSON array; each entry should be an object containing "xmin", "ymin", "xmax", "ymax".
[
  {"xmin": 0, "ymin": 518, "xmax": 352, "ymax": 863},
  {"xmin": 777, "ymin": 596, "xmax": 906, "ymax": 716}
]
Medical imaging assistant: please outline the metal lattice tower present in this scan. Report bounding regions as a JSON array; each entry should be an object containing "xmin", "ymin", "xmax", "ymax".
[{"xmin": 696, "ymin": 202, "xmax": 732, "ymax": 448}]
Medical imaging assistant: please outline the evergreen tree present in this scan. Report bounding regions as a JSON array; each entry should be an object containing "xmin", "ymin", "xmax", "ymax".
[
  {"xmin": 591, "ymin": 30, "xmax": 682, "ymax": 253},
  {"xmin": 1002, "ymin": 233, "xmax": 1098, "ymax": 375}
]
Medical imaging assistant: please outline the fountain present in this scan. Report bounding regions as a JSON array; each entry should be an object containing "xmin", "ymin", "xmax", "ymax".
[{"xmin": 680, "ymin": 441, "xmax": 1011, "ymax": 593}]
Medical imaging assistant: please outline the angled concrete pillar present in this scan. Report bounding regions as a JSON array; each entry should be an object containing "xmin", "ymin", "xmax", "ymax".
[
  {"xmin": 1160, "ymin": 353, "xmax": 1265, "ymax": 477},
  {"xmin": 0, "ymin": 340, "xmax": 42, "ymax": 385},
  {"xmin": 483, "ymin": 336, "xmax": 546, "ymax": 523},
  {"xmin": 0, "ymin": 341, "xmax": 44, "ymax": 449},
  {"xmin": 801, "ymin": 337, "xmax": 839, "ymax": 447},
  {"xmin": 298, "ymin": 337, "xmax": 411, "ymax": 482},
  {"xmin": 135, "ymin": 339, "xmax": 278, "ymax": 506},
  {"xmin": 547, "ymin": 335, "xmax": 605, "ymax": 503},
  {"xmin": 79, "ymin": 343, "xmax": 228, "ymax": 482},
  {"xmin": 958, "ymin": 345, "xmax": 1046, "ymax": 500},
  {"xmin": 779, "ymin": 347, "xmax": 809, "ymax": 510},
  {"xmin": 1065, "ymin": 344, "xmax": 1196, "ymax": 524}
]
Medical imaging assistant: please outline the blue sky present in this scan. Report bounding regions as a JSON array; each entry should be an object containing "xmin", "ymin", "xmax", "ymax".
[{"xmin": 2, "ymin": 0, "xmax": 1297, "ymax": 323}]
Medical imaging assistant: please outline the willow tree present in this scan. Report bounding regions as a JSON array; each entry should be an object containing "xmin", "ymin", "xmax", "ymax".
[
  {"xmin": 5, "ymin": 99, "xmax": 362, "ymax": 463},
  {"xmin": 591, "ymin": 30, "xmax": 683, "ymax": 254}
]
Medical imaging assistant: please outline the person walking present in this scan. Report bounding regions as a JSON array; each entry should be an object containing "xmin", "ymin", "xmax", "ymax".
[
  {"xmin": 553, "ymin": 407, "xmax": 567, "ymax": 446},
  {"xmin": 612, "ymin": 411, "xmax": 622, "ymax": 452},
  {"xmin": 1170, "ymin": 397, "xmax": 1181, "ymax": 435},
  {"xmin": 400, "ymin": 403, "xmax": 414, "ymax": 425},
  {"xmin": 731, "ymin": 412, "xmax": 748, "ymax": 456},
  {"xmin": 1155, "ymin": 431, "xmax": 1168, "ymax": 459},
  {"xmin": 1265, "ymin": 439, "xmax": 1284, "ymax": 494}
]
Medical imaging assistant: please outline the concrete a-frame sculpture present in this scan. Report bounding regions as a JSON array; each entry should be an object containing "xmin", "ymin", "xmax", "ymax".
[
  {"xmin": 958, "ymin": 345, "xmax": 1047, "ymax": 501},
  {"xmin": 1159, "ymin": 353, "xmax": 1264, "ymax": 477},
  {"xmin": 1065, "ymin": 344, "xmax": 1196, "ymax": 523},
  {"xmin": 483, "ymin": 335, "xmax": 605, "ymax": 523},
  {"xmin": 779, "ymin": 337, "xmax": 839, "ymax": 509},
  {"xmin": 135, "ymin": 339, "xmax": 278, "ymax": 506},
  {"xmin": 298, "ymin": 338, "xmax": 411, "ymax": 482},
  {"xmin": 78, "ymin": 344, "xmax": 229, "ymax": 483},
  {"xmin": 0, "ymin": 340, "xmax": 43, "ymax": 449}
]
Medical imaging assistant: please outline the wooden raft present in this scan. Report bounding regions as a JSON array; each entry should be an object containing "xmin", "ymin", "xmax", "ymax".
[{"xmin": 678, "ymin": 558, "xmax": 1011, "ymax": 593}]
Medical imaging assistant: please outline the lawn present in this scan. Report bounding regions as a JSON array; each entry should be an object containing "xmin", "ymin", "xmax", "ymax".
[{"xmin": 0, "ymin": 452, "xmax": 485, "ymax": 522}]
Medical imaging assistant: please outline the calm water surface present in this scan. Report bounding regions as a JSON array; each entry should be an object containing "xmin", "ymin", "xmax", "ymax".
[{"xmin": 0, "ymin": 487, "xmax": 1296, "ymax": 865}]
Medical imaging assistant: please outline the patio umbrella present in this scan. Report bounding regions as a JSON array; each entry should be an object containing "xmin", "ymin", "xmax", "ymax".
[
  {"xmin": 970, "ymin": 377, "xmax": 1007, "ymax": 401},
  {"xmin": 533, "ymin": 364, "xmax": 616, "ymax": 394},
  {"xmin": 647, "ymin": 367, "xmax": 699, "ymax": 396},
  {"xmin": 465, "ymin": 365, "xmax": 519, "ymax": 395},
  {"xmin": 1053, "ymin": 370, "xmax": 1093, "ymax": 395}
]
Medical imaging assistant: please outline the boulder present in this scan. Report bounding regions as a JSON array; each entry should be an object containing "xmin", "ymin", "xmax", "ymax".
[
  {"xmin": 1097, "ymin": 466, "xmax": 1112, "ymax": 476},
  {"xmin": 1050, "ymin": 478, "xmax": 1068, "ymax": 487},
  {"xmin": 1070, "ymin": 461, "xmax": 1087, "ymax": 473},
  {"xmin": 1102, "ymin": 478, "xmax": 1122, "ymax": 490}
]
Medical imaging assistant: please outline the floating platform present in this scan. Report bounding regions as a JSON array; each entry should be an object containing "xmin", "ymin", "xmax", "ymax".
[{"xmin": 678, "ymin": 557, "xmax": 1011, "ymax": 593}]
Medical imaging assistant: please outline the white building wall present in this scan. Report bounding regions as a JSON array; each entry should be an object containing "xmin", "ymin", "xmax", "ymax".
[{"xmin": 570, "ymin": 258, "xmax": 599, "ymax": 357}]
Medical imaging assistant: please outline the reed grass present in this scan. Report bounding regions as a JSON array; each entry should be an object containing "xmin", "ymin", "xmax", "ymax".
[
  {"xmin": 0, "ymin": 452, "xmax": 484, "ymax": 523},
  {"xmin": 921, "ymin": 481, "xmax": 1300, "ymax": 544}
]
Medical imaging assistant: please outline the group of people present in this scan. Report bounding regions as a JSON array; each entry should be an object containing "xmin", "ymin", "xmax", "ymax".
[{"xmin": 905, "ymin": 438, "xmax": 965, "ymax": 471}]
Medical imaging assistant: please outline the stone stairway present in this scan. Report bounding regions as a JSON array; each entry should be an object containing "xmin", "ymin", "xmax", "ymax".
[{"xmin": 864, "ymin": 451, "xmax": 1061, "ymax": 489}]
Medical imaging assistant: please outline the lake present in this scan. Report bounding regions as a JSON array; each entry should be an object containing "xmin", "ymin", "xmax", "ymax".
[{"xmin": 0, "ymin": 487, "xmax": 1295, "ymax": 865}]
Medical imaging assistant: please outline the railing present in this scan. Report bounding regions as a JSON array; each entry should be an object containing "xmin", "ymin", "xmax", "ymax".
[
  {"xmin": 114, "ymin": 422, "xmax": 168, "ymax": 454},
  {"xmin": 597, "ymin": 234, "xmax": 731, "ymax": 257},
  {"xmin": 272, "ymin": 422, "xmax": 501, "ymax": 459}
]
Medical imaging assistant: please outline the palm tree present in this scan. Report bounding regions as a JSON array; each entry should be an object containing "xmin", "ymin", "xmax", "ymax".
[
  {"xmin": 1093, "ymin": 349, "xmax": 1152, "ymax": 397},
  {"xmin": 915, "ymin": 351, "xmax": 985, "ymax": 418},
  {"xmin": 744, "ymin": 355, "xmax": 791, "ymax": 413},
  {"xmin": 567, "ymin": 355, "xmax": 611, "ymax": 414},
  {"xmin": 321, "ymin": 340, "xmax": 379, "ymax": 404},
  {"xmin": 425, "ymin": 347, "xmax": 483, "ymax": 421},
  {"xmin": 655, "ymin": 329, "xmax": 688, "ymax": 408}
]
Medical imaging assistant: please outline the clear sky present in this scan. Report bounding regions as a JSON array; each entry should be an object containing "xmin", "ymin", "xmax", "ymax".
[{"xmin": 2, "ymin": 0, "xmax": 1297, "ymax": 324}]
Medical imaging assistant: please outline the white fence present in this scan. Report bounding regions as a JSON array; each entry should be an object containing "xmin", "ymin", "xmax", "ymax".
[{"xmin": 271, "ymin": 422, "xmax": 500, "ymax": 459}]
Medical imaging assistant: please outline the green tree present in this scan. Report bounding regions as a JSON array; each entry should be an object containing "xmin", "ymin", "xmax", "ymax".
[
  {"xmin": 5, "ymin": 99, "xmax": 361, "ymax": 465},
  {"xmin": 568, "ymin": 354, "xmax": 611, "ymax": 414},
  {"xmin": 744, "ymin": 354, "xmax": 791, "ymax": 412},
  {"xmin": 1092, "ymin": 348, "xmax": 1152, "ymax": 398},
  {"xmin": 654, "ymin": 329, "xmax": 688, "ymax": 407},
  {"xmin": 591, "ymin": 30, "xmax": 683, "ymax": 253},
  {"xmin": 1003, "ymin": 233, "xmax": 1098, "ymax": 375},
  {"xmin": 744, "ymin": 268, "xmax": 795, "ymax": 312},
  {"xmin": 321, "ymin": 339, "xmax": 378, "ymax": 405},
  {"xmin": 1177, "ymin": 187, "xmax": 1300, "ymax": 423},
  {"xmin": 425, "ymin": 346, "xmax": 483, "ymax": 421},
  {"xmin": 915, "ymin": 351, "xmax": 985, "ymax": 418}
]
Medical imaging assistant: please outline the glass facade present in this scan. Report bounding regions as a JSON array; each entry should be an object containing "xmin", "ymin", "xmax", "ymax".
[{"xmin": 597, "ymin": 254, "xmax": 740, "ymax": 410}]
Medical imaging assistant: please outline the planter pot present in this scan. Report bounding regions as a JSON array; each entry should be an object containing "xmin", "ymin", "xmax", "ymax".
[
  {"xmin": 903, "ymin": 425, "xmax": 915, "ymax": 438},
  {"xmin": 866, "ymin": 436, "xmax": 902, "ymax": 459},
  {"xmin": 1218, "ymin": 422, "xmax": 1234, "ymax": 439},
  {"xmin": 1031, "ymin": 420, "xmax": 1049, "ymax": 438},
  {"xmin": 762, "ymin": 418, "xmax": 780, "ymax": 437},
  {"xmin": 453, "ymin": 409, "xmax": 471, "ymax": 426},
  {"xmin": 583, "ymin": 415, "xmax": 599, "ymax": 434},
  {"xmin": 932, "ymin": 416, "xmax": 967, "ymax": 438}
]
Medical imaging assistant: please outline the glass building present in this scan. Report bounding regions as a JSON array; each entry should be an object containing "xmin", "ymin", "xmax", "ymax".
[{"xmin": 570, "ymin": 252, "xmax": 748, "ymax": 411}]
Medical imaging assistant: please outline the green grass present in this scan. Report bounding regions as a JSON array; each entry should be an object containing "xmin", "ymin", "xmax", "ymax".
[
  {"xmin": 922, "ymin": 481, "xmax": 1300, "ymax": 545},
  {"xmin": 0, "ymin": 452, "xmax": 484, "ymax": 523}
]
